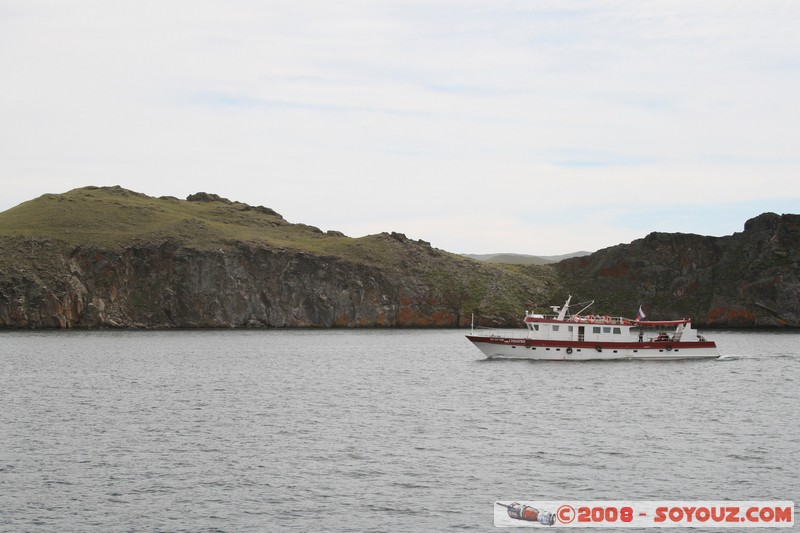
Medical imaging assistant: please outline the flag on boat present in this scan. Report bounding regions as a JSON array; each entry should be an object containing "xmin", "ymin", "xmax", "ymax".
[{"xmin": 636, "ymin": 305, "xmax": 646, "ymax": 321}]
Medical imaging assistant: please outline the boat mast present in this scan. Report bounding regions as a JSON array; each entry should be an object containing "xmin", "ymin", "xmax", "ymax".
[{"xmin": 556, "ymin": 295, "xmax": 572, "ymax": 321}]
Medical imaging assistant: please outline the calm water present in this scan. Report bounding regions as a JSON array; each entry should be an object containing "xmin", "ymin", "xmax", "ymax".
[{"xmin": 1, "ymin": 329, "xmax": 797, "ymax": 532}]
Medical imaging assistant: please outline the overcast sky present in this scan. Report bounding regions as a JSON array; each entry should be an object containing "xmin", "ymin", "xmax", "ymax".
[{"xmin": 2, "ymin": 1, "xmax": 798, "ymax": 255}]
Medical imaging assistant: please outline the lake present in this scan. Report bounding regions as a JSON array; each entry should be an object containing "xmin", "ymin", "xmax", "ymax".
[{"xmin": 1, "ymin": 329, "xmax": 797, "ymax": 531}]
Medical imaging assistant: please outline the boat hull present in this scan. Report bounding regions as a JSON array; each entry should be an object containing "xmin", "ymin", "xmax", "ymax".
[{"xmin": 466, "ymin": 335, "xmax": 719, "ymax": 361}]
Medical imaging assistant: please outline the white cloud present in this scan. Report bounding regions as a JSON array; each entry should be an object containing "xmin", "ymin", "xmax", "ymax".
[{"xmin": 1, "ymin": 1, "xmax": 798, "ymax": 255}]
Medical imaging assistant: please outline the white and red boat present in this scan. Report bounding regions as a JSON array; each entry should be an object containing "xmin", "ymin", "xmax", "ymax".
[{"xmin": 466, "ymin": 296, "xmax": 719, "ymax": 361}]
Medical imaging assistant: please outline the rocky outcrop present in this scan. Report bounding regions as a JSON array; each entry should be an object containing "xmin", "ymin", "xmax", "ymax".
[
  {"xmin": 1, "ymin": 186, "xmax": 797, "ymax": 329},
  {"xmin": 554, "ymin": 213, "xmax": 800, "ymax": 327},
  {"xmin": 0, "ymin": 239, "xmax": 474, "ymax": 328}
]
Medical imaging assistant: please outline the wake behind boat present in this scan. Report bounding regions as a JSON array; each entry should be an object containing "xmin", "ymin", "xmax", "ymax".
[{"xmin": 467, "ymin": 296, "xmax": 719, "ymax": 361}]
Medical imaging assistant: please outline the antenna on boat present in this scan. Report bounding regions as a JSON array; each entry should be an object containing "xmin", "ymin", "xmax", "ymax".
[{"xmin": 556, "ymin": 295, "xmax": 572, "ymax": 321}]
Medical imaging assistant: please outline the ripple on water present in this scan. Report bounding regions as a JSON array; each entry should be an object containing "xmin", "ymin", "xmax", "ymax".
[{"xmin": 0, "ymin": 329, "xmax": 798, "ymax": 531}]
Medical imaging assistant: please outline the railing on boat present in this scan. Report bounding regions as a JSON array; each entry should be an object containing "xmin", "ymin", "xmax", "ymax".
[
  {"xmin": 469, "ymin": 326, "xmax": 529, "ymax": 339},
  {"xmin": 524, "ymin": 312, "xmax": 634, "ymax": 325}
]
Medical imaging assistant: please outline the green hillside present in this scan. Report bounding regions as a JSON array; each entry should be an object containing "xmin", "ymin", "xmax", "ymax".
[
  {"xmin": 0, "ymin": 186, "xmax": 335, "ymax": 251},
  {"xmin": 0, "ymin": 186, "xmax": 436, "ymax": 266},
  {"xmin": 0, "ymin": 186, "xmax": 558, "ymax": 327}
]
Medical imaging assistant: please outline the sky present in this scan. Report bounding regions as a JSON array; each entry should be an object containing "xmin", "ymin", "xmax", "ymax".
[{"xmin": 1, "ymin": 1, "xmax": 799, "ymax": 256}]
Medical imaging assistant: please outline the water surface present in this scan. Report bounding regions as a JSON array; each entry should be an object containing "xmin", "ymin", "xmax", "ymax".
[{"xmin": 1, "ymin": 329, "xmax": 797, "ymax": 531}]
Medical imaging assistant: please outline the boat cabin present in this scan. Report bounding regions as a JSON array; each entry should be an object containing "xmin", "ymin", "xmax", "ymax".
[{"xmin": 523, "ymin": 312, "xmax": 702, "ymax": 344}]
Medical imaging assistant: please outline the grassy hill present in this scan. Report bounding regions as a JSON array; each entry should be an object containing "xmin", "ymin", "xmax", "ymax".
[
  {"xmin": 0, "ymin": 186, "xmax": 439, "ymax": 266},
  {"xmin": 4, "ymin": 186, "xmax": 796, "ymax": 328},
  {"xmin": 0, "ymin": 186, "xmax": 559, "ymax": 327},
  {"xmin": 1, "ymin": 186, "xmax": 338, "ymax": 251}
]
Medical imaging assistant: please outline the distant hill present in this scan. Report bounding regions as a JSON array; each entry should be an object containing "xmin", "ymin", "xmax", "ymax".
[
  {"xmin": 0, "ymin": 186, "xmax": 798, "ymax": 328},
  {"xmin": 463, "ymin": 252, "xmax": 591, "ymax": 265},
  {"xmin": 0, "ymin": 186, "xmax": 555, "ymax": 328}
]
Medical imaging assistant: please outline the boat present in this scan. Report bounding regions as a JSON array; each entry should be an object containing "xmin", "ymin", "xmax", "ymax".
[
  {"xmin": 496, "ymin": 502, "xmax": 556, "ymax": 525},
  {"xmin": 466, "ymin": 296, "xmax": 719, "ymax": 361}
]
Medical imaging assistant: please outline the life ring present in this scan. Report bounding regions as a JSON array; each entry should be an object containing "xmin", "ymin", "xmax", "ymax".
[
  {"xmin": 566, "ymin": 347, "xmax": 573, "ymax": 354},
  {"xmin": 595, "ymin": 346, "xmax": 603, "ymax": 352},
  {"xmin": 666, "ymin": 345, "xmax": 672, "ymax": 351}
]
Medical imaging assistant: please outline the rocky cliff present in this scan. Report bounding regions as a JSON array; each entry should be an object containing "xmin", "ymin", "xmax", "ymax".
[
  {"xmin": 0, "ymin": 187, "xmax": 554, "ymax": 328},
  {"xmin": 1, "ymin": 187, "xmax": 798, "ymax": 329},
  {"xmin": 553, "ymin": 213, "xmax": 800, "ymax": 327},
  {"xmin": 0, "ymin": 237, "xmax": 553, "ymax": 329}
]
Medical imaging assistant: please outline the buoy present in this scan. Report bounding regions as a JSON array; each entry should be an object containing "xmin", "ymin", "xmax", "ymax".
[
  {"xmin": 566, "ymin": 347, "xmax": 573, "ymax": 354},
  {"xmin": 595, "ymin": 346, "xmax": 603, "ymax": 352}
]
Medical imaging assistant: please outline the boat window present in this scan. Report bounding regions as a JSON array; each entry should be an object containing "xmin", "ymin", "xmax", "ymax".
[
  {"xmin": 593, "ymin": 327, "xmax": 601, "ymax": 334},
  {"xmin": 603, "ymin": 326, "xmax": 611, "ymax": 333},
  {"xmin": 532, "ymin": 324, "xmax": 539, "ymax": 331},
  {"xmin": 553, "ymin": 325, "xmax": 559, "ymax": 331},
  {"xmin": 568, "ymin": 326, "xmax": 573, "ymax": 332},
  {"xmin": 613, "ymin": 327, "xmax": 621, "ymax": 334}
]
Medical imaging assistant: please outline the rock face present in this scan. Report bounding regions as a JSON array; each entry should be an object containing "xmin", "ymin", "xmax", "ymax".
[
  {"xmin": 0, "ymin": 187, "xmax": 555, "ymax": 329},
  {"xmin": 554, "ymin": 213, "xmax": 800, "ymax": 327},
  {"xmin": 0, "ymin": 186, "xmax": 797, "ymax": 329},
  {"xmin": 0, "ymin": 239, "xmax": 498, "ymax": 329}
]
